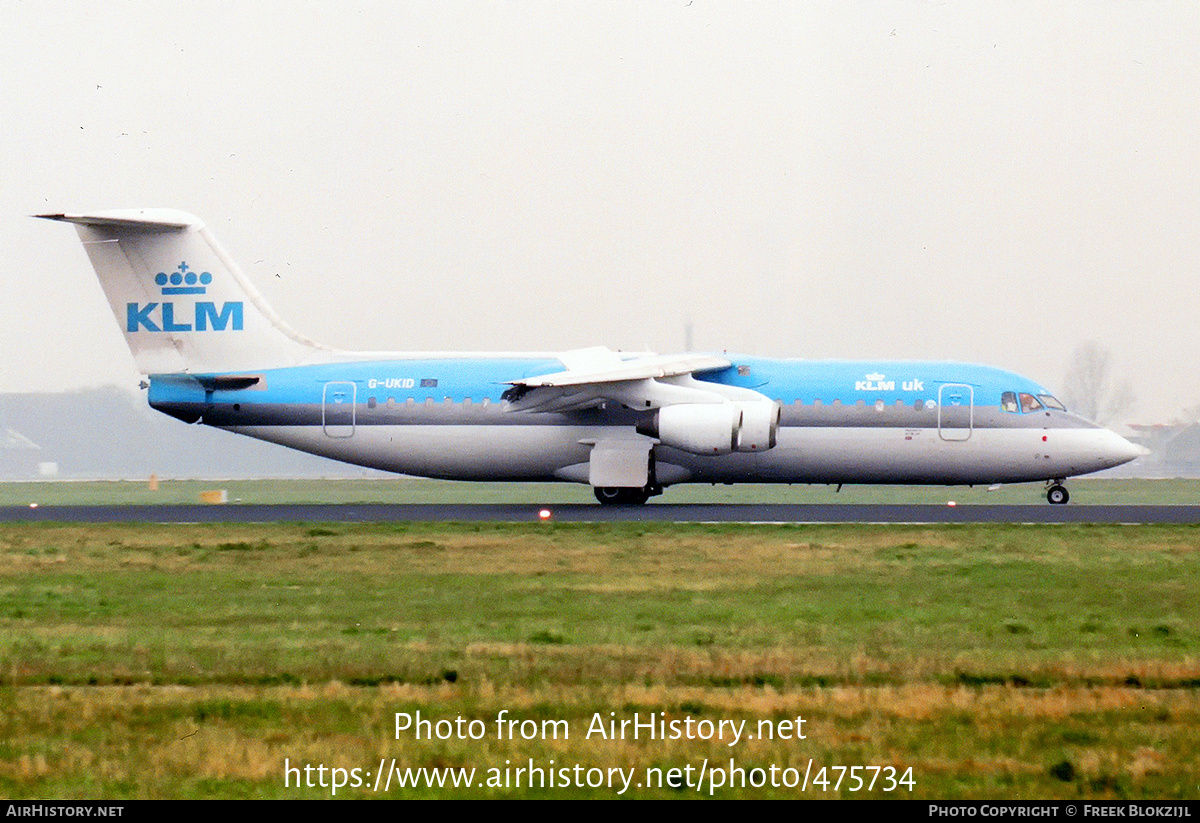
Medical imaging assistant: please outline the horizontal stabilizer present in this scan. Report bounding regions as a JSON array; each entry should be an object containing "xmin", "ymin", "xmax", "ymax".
[{"xmin": 36, "ymin": 210, "xmax": 195, "ymax": 231}]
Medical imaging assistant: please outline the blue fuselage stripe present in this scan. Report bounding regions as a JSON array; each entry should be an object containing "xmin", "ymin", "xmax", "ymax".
[{"xmin": 148, "ymin": 356, "xmax": 1056, "ymax": 411}]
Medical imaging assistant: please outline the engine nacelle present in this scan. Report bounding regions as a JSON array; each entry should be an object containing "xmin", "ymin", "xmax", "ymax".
[
  {"xmin": 638, "ymin": 403, "xmax": 741, "ymax": 455},
  {"xmin": 735, "ymin": 400, "xmax": 780, "ymax": 452},
  {"xmin": 637, "ymin": 400, "xmax": 781, "ymax": 456}
]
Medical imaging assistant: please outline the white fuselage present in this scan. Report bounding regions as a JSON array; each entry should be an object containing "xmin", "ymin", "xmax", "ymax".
[{"xmin": 224, "ymin": 421, "xmax": 1140, "ymax": 487}]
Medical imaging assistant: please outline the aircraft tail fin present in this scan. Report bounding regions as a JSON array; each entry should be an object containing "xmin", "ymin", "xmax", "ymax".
[{"xmin": 38, "ymin": 209, "xmax": 332, "ymax": 375}]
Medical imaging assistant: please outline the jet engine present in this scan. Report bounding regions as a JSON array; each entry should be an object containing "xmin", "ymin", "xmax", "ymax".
[
  {"xmin": 735, "ymin": 400, "xmax": 781, "ymax": 451},
  {"xmin": 637, "ymin": 403, "xmax": 739, "ymax": 455},
  {"xmin": 637, "ymin": 400, "xmax": 780, "ymax": 456}
]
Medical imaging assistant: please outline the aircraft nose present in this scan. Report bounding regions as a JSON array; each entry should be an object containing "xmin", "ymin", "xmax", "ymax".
[{"xmin": 1098, "ymin": 429, "xmax": 1149, "ymax": 468}]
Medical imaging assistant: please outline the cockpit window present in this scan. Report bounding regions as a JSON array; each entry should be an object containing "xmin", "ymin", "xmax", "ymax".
[
  {"xmin": 1038, "ymin": 394, "xmax": 1066, "ymax": 411},
  {"xmin": 1018, "ymin": 393, "xmax": 1043, "ymax": 413},
  {"xmin": 1001, "ymin": 391, "xmax": 1019, "ymax": 413}
]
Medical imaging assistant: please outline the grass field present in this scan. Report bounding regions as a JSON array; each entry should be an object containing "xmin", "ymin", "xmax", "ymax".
[
  {"xmin": 3, "ymin": 476, "xmax": 1200, "ymax": 507},
  {"xmin": 1, "ymin": 519, "xmax": 1197, "ymax": 798}
]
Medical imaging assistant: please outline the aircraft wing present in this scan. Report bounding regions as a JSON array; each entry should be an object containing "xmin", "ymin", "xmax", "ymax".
[{"xmin": 502, "ymin": 348, "xmax": 736, "ymax": 413}]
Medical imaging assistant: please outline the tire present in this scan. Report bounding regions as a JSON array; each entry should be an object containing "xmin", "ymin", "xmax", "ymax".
[
  {"xmin": 594, "ymin": 487, "xmax": 650, "ymax": 505},
  {"xmin": 1047, "ymin": 485, "xmax": 1069, "ymax": 505}
]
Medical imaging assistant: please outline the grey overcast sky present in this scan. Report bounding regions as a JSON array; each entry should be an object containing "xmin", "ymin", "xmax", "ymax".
[{"xmin": 2, "ymin": 1, "xmax": 1198, "ymax": 422}]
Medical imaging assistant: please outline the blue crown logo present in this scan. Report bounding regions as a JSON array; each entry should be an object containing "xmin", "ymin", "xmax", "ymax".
[{"xmin": 155, "ymin": 262, "xmax": 212, "ymax": 295}]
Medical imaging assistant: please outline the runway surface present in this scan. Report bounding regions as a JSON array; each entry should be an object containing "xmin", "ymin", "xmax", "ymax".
[{"xmin": 4, "ymin": 503, "xmax": 1200, "ymax": 524}]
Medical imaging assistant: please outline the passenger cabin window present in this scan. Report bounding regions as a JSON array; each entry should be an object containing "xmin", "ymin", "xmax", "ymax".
[
  {"xmin": 1019, "ymin": 393, "xmax": 1043, "ymax": 413},
  {"xmin": 1001, "ymin": 391, "xmax": 1019, "ymax": 413}
]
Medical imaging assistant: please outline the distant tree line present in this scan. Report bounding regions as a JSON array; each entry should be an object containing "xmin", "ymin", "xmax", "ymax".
[{"xmin": 1059, "ymin": 341, "xmax": 1135, "ymax": 426}]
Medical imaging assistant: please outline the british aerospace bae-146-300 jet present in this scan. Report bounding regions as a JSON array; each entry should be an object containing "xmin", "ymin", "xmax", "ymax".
[{"xmin": 40, "ymin": 209, "xmax": 1144, "ymax": 505}]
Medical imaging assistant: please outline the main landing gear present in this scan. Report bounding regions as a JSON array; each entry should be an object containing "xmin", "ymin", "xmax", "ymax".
[
  {"xmin": 1046, "ymin": 481, "xmax": 1070, "ymax": 505},
  {"xmin": 593, "ymin": 485, "xmax": 661, "ymax": 506}
]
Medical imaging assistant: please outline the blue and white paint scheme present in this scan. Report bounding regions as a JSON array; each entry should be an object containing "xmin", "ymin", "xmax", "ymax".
[{"xmin": 41, "ymin": 209, "xmax": 1144, "ymax": 505}]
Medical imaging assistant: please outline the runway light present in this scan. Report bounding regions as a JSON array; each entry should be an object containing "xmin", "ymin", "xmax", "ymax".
[
  {"xmin": 947, "ymin": 501, "xmax": 957, "ymax": 507},
  {"xmin": 538, "ymin": 509, "xmax": 552, "ymax": 521},
  {"xmin": 29, "ymin": 503, "xmax": 38, "ymax": 509}
]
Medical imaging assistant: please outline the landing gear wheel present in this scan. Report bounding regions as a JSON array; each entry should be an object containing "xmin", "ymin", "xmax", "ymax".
[
  {"xmin": 1046, "ymin": 484, "xmax": 1069, "ymax": 505},
  {"xmin": 594, "ymin": 487, "xmax": 651, "ymax": 506}
]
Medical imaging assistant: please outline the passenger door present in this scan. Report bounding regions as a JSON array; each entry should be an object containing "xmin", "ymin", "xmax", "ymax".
[
  {"xmin": 937, "ymin": 383, "xmax": 973, "ymax": 441},
  {"xmin": 322, "ymin": 381, "xmax": 356, "ymax": 438}
]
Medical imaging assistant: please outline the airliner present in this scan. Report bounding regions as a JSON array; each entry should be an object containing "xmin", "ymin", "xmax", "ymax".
[{"xmin": 40, "ymin": 209, "xmax": 1144, "ymax": 505}]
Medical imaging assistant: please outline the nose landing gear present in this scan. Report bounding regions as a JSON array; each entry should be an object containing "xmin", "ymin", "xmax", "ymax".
[{"xmin": 1046, "ymin": 482, "xmax": 1069, "ymax": 505}]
